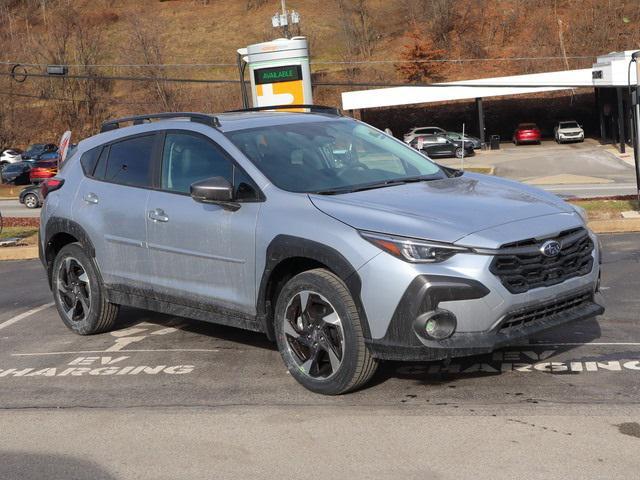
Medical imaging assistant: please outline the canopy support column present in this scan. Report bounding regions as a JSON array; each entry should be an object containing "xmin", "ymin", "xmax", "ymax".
[
  {"xmin": 617, "ymin": 87, "xmax": 626, "ymax": 153},
  {"xmin": 475, "ymin": 97, "xmax": 485, "ymax": 147}
]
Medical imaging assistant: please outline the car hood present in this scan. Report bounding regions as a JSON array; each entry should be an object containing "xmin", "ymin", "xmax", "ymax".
[{"xmin": 308, "ymin": 173, "xmax": 576, "ymax": 245}]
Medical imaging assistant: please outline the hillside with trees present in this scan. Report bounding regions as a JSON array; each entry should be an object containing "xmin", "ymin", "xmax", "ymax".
[{"xmin": 1, "ymin": 0, "xmax": 639, "ymax": 145}]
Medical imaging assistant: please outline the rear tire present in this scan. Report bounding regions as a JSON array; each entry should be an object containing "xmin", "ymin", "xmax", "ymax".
[
  {"xmin": 52, "ymin": 243, "xmax": 119, "ymax": 335},
  {"xmin": 274, "ymin": 268, "xmax": 378, "ymax": 395}
]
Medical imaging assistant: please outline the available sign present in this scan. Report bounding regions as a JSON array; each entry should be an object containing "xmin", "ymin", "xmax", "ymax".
[{"xmin": 254, "ymin": 65, "xmax": 302, "ymax": 85}]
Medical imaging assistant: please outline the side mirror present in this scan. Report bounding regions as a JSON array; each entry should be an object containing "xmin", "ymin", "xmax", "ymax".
[{"xmin": 190, "ymin": 177, "xmax": 238, "ymax": 209}]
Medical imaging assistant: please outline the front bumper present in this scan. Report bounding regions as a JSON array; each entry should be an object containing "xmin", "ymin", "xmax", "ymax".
[
  {"xmin": 358, "ymin": 226, "xmax": 602, "ymax": 361},
  {"xmin": 367, "ymin": 285, "xmax": 603, "ymax": 361},
  {"xmin": 559, "ymin": 133, "xmax": 584, "ymax": 141}
]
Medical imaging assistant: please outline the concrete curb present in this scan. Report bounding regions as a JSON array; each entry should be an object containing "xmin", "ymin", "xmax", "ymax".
[{"xmin": 588, "ymin": 218, "xmax": 640, "ymax": 234}]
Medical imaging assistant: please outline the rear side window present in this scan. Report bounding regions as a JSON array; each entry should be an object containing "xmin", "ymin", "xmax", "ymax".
[
  {"xmin": 104, "ymin": 135, "xmax": 155, "ymax": 187},
  {"xmin": 80, "ymin": 146, "xmax": 102, "ymax": 176}
]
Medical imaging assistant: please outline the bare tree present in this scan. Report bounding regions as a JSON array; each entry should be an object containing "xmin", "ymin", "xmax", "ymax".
[
  {"xmin": 28, "ymin": 4, "xmax": 112, "ymax": 136},
  {"xmin": 126, "ymin": 17, "xmax": 182, "ymax": 111},
  {"xmin": 427, "ymin": 0, "xmax": 456, "ymax": 48},
  {"xmin": 337, "ymin": 0, "xmax": 377, "ymax": 58},
  {"xmin": 246, "ymin": 0, "xmax": 269, "ymax": 8}
]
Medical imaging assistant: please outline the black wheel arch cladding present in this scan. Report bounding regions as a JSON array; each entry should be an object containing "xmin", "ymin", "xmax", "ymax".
[
  {"xmin": 43, "ymin": 217, "xmax": 97, "ymax": 286},
  {"xmin": 257, "ymin": 235, "xmax": 371, "ymax": 341}
]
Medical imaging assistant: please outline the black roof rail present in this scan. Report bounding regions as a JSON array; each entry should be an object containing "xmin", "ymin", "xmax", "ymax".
[
  {"xmin": 100, "ymin": 112, "xmax": 220, "ymax": 133},
  {"xmin": 225, "ymin": 104, "xmax": 342, "ymax": 116}
]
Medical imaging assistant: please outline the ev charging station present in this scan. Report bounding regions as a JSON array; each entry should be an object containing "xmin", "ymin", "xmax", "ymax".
[{"xmin": 237, "ymin": 37, "xmax": 313, "ymax": 109}]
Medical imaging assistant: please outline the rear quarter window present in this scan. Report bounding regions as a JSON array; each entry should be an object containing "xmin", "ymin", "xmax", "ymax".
[{"xmin": 79, "ymin": 146, "xmax": 103, "ymax": 176}]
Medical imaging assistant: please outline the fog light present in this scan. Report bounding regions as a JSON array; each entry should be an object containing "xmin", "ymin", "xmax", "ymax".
[{"xmin": 414, "ymin": 309, "xmax": 457, "ymax": 340}]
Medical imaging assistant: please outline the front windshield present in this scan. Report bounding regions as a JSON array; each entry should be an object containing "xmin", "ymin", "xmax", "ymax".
[
  {"xmin": 560, "ymin": 122, "xmax": 579, "ymax": 129},
  {"xmin": 226, "ymin": 119, "xmax": 444, "ymax": 193}
]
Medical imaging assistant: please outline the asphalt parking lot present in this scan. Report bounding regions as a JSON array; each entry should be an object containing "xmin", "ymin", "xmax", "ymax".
[
  {"xmin": 441, "ymin": 139, "xmax": 638, "ymax": 198},
  {"xmin": 1, "ymin": 233, "xmax": 639, "ymax": 479}
]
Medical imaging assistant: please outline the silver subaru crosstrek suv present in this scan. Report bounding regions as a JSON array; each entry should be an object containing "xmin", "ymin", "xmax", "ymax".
[{"xmin": 39, "ymin": 108, "xmax": 603, "ymax": 394}]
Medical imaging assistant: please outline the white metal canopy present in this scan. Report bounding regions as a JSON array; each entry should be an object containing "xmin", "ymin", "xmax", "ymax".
[
  {"xmin": 341, "ymin": 51, "xmax": 640, "ymax": 110},
  {"xmin": 341, "ymin": 68, "xmax": 593, "ymax": 110}
]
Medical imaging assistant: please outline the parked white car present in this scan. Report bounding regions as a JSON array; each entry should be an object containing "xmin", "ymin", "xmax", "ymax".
[
  {"xmin": 554, "ymin": 121, "xmax": 584, "ymax": 143},
  {"xmin": 0, "ymin": 148, "xmax": 23, "ymax": 167},
  {"xmin": 403, "ymin": 126, "xmax": 445, "ymax": 143}
]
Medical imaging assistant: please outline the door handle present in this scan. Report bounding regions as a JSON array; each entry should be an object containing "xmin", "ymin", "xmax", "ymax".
[
  {"xmin": 83, "ymin": 192, "xmax": 99, "ymax": 204},
  {"xmin": 148, "ymin": 208, "xmax": 169, "ymax": 223}
]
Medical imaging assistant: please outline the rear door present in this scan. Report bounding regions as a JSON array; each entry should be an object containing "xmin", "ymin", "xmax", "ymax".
[
  {"xmin": 145, "ymin": 130, "xmax": 262, "ymax": 315},
  {"xmin": 73, "ymin": 133, "xmax": 160, "ymax": 289}
]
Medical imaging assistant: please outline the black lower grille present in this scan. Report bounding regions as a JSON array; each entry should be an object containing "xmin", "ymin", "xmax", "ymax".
[
  {"xmin": 490, "ymin": 227, "xmax": 594, "ymax": 294},
  {"xmin": 499, "ymin": 290, "xmax": 593, "ymax": 332}
]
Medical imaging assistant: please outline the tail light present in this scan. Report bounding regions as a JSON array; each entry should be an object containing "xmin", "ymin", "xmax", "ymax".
[{"xmin": 40, "ymin": 177, "xmax": 64, "ymax": 199}]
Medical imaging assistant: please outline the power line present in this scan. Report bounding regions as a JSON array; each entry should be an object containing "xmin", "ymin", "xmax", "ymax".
[
  {"xmin": 0, "ymin": 70, "xmax": 593, "ymax": 90},
  {"xmin": 0, "ymin": 55, "xmax": 598, "ymax": 69},
  {"xmin": 0, "ymin": 67, "xmax": 594, "ymax": 90},
  {"xmin": 313, "ymin": 56, "xmax": 596, "ymax": 64},
  {"xmin": 0, "ymin": 61, "xmax": 237, "ymax": 68},
  {"xmin": 0, "ymin": 71, "xmax": 241, "ymax": 84}
]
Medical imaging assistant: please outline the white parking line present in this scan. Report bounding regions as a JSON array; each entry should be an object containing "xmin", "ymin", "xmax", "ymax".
[
  {"xmin": 529, "ymin": 342, "xmax": 640, "ymax": 346},
  {"xmin": 0, "ymin": 303, "xmax": 54, "ymax": 331}
]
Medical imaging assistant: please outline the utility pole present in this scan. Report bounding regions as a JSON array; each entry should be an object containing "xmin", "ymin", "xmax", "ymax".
[
  {"xmin": 281, "ymin": 0, "xmax": 289, "ymax": 39},
  {"xmin": 271, "ymin": 0, "xmax": 300, "ymax": 39}
]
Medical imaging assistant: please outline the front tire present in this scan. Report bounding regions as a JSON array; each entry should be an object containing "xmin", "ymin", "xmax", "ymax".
[
  {"xmin": 23, "ymin": 193, "xmax": 39, "ymax": 208},
  {"xmin": 274, "ymin": 269, "xmax": 378, "ymax": 395},
  {"xmin": 52, "ymin": 243, "xmax": 119, "ymax": 335},
  {"xmin": 454, "ymin": 147, "xmax": 464, "ymax": 158}
]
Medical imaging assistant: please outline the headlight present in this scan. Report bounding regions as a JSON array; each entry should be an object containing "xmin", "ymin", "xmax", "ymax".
[
  {"xmin": 359, "ymin": 231, "xmax": 470, "ymax": 263},
  {"xmin": 570, "ymin": 204, "xmax": 588, "ymax": 224}
]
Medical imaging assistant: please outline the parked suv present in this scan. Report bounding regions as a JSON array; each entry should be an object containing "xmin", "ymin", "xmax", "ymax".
[
  {"xmin": 39, "ymin": 109, "xmax": 603, "ymax": 395},
  {"xmin": 403, "ymin": 126, "xmax": 445, "ymax": 143},
  {"xmin": 555, "ymin": 120, "xmax": 584, "ymax": 143}
]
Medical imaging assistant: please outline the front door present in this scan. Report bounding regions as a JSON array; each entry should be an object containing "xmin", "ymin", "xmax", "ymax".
[{"xmin": 145, "ymin": 130, "xmax": 261, "ymax": 316}]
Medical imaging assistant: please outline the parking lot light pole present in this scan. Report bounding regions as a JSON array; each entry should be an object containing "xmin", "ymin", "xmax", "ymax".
[{"xmin": 631, "ymin": 51, "xmax": 640, "ymax": 209}]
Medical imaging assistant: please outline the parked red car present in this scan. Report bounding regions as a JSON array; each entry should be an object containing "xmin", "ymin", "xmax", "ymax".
[
  {"xmin": 29, "ymin": 158, "xmax": 59, "ymax": 183},
  {"xmin": 513, "ymin": 123, "xmax": 541, "ymax": 145}
]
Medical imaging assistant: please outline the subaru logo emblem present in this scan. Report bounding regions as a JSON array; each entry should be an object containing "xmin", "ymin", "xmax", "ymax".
[{"xmin": 540, "ymin": 240, "xmax": 561, "ymax": 257}]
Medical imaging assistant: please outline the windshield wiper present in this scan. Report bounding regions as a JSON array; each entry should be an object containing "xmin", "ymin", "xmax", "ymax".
[{"xmin": 314, "ymin": 175, "xmax": 440, "ymax": 195}]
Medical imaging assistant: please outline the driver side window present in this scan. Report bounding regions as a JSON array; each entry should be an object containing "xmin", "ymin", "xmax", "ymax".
[{"xmin": 161, "ymin": 132, "xmax": 233, "ymax": 194}]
